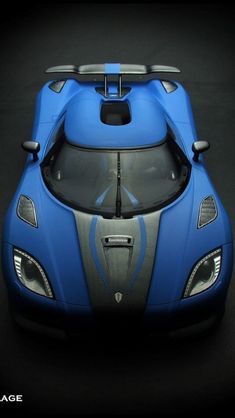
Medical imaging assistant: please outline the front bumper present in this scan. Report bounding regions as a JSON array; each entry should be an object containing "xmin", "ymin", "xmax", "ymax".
[
  {"xmin": 5, "ymin": 280, "xmax": 229, "ymax": 339},
  {"xmin": 2, "ymin": 241, "xmax": 233, "ymax": 338},
  {"xmin": 9, "ymin": 292, "xmax": 224, "ymax": 339}
]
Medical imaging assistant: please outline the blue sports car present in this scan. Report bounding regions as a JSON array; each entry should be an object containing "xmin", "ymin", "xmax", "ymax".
[{"xmin": 1, "ymin": 63, "xmax": 233, "ymax": 337}]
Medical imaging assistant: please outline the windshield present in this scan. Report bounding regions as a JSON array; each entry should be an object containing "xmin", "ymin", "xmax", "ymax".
[{"xmin": 42, "ymin": 138, "xmax": 190, "ymax": 217}]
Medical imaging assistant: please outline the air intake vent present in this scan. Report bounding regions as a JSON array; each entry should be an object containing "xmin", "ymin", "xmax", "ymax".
[
  {"xmin": 101, "ymin": 101, "xmax": 131, "ymax": 125},
  {"xmin": 198, "ymin": 196, "xmax": 217, "ymax": 228},
  {"xmin": 161, "ymin": 80, "xmax": 177, "ymax": 93},
  {"xmin": 49, "ymin": 80, "xmax": 66, "ymax": 93}
]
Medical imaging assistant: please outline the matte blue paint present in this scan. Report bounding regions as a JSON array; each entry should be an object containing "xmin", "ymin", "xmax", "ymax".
[
  {"xmin": 129, "ymin": 216, "xmax": 147, "ymax": 289},
  {"xmin": 105, "ymin": 63, "xmax": 120, "ymax": 74},
  {"xmin": 1, "ymin": 64, "xmax": 233, "ymax": 333},
  {"xmin": 147, "ymin": 169, "xmax": 233, "ymax": 305},
  {"xmin": 2, "ymin": 242, "xmax": 93, "ymax": 330},
  {"xmin": 145, "ymin": 242, "xmax": 233, "ymax": 315},
  {"xmin": 64, "ymin": 85, "xmax": 167, "ymax": 148},
  {"xmin": 89, "ymin": 216, "xmax": 108, "ymax": 288}
]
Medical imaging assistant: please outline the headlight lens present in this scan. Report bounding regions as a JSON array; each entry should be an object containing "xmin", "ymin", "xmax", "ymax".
[
  {"xmin": 17, "ymin": 195, "xmax": 37, "ymax": 227},
  {"xmin": 184, "ymin": 249, "xmax": 222, "ymax": 297},
  {"xmin": 13, "ymin": 248, "xmax": 53, "ymax": 298}
]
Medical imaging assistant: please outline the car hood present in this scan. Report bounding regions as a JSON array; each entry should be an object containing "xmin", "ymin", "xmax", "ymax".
[{"xmin": 3, "ymin": 165, "xmax": 232, "ymax": 309}]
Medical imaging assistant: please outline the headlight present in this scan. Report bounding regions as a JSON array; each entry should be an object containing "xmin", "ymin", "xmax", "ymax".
[
  {"xmin": 17, "ymin": 195, "xmax": 37, "ymax": 227},
  {"xmin": 184, "ymin": 249, "xmax": 222, "ymax": 298},
  {"xmin": 13, "ymin": 248, "xmax": 53, "ymax": 298}
]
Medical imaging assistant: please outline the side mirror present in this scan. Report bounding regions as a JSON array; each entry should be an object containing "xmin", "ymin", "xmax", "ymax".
[
  {"xmin": 22, "ymin": 141, "xmax": 40, "ymax": 162},
  {"xmin": 192, "ymin": 141, "xmax": 210, "ymax": 162}
]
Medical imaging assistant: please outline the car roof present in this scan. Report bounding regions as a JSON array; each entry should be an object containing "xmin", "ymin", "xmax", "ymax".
[{"xmin": 64, "ymin": 83, "xmax": 168, "ymax": 149}]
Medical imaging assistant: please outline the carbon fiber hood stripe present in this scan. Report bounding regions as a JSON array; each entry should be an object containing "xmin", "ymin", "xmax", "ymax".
[{"xmin": 74, "ymin": 211, "xmax": 161, "ymax": 315}]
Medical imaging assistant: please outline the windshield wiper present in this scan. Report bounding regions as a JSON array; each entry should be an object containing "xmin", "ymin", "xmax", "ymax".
[{"xmin": 115, "ymin": 152, "xmax": 122, "ymax": 217}]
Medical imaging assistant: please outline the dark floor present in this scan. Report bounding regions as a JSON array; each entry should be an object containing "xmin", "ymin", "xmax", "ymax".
[{"xmin": 0, "ymin": 2, "xmax": 235, "ymax": 414}]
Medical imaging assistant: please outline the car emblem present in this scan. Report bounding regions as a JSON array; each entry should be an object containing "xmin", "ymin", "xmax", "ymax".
[
  {"xmin": 102, "ymin": 235, "xmax": 134, "ymax": 247},
  {"xmin": 114, "ymin": 292, "xmax": 123, "ymax": 303}
]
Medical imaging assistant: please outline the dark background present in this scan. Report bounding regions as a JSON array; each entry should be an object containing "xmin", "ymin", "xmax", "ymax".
[{"xmin": 0, "ymin": 2, "xmax": 235, "ymax": 414}]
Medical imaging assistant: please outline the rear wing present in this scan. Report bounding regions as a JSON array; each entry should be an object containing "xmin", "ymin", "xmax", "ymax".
[
  {"xmin": 45, "ymin": 63, "xmax": 181, "ymax": 75},
  {"xmin": 45, "ymin": 63, "xmax": 181, "ymax": 97}
]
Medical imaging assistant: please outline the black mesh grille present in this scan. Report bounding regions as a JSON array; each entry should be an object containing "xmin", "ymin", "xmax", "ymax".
[{"xmin": 198, "ymin": 196, "xmax": 217, "ymax": 228}]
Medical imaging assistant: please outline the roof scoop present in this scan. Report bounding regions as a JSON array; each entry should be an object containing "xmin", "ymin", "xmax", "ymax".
[{"xmin": 101, "ymin": 101, "xmax": 131, "ymax": 126}]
